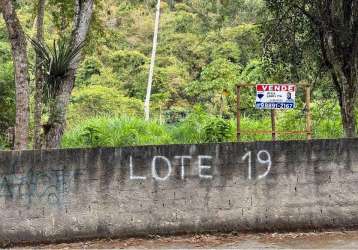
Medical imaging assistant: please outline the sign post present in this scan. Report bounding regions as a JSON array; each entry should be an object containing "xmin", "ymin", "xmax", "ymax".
[
  {"xmin": 271, "ymin": 110, "xmax": 276, "ymax": 141},
  {"xmin": 236, "ymin": 85, "xmax": 241, "ymax": 141},
  {"xmin": 305, "ymin": 86, "xmax": 312, "ymax": 140},
  {"xmin": 256, "ymin": 84, "xmax": 296, "ymax": 110},
  {"xmin": 236, "ymin": 83, "xmax": 312, "ymax": 142}
]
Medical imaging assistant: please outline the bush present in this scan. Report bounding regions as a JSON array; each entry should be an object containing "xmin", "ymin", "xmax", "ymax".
[
  {"xmin": 108, "ymin": 50, "xmax": 148, "ymax": 75},
  {"xmin": 203, "ymin": 118, "xmax": 232, "ymax": 143},
  {"xmin": 312, "ymin": 100, "xmax": 343, "ymax": 138},
  {"xmin": 239, "ymin": 116, "xmax": 273, "ymax": 141},
  {"xmin": 185, "ymin": 59, "xmax": 240, "ymax": 117},
  {"xmin": 170, "ymin": 106, "xmax": 235, "ymax": 144},
  {"xmin": 67, "ymin": 85, "xmax": 143, "ymax": 127},
  {"xmin": 76, "ymin": 56, "xmax": 102, "ymax": 86},
  {"xmin": 168, "ymin": 107, "xmax": 209, "ymax": 144}
]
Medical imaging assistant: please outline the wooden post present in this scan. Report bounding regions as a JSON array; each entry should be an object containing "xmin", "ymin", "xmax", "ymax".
[
  {"xmin": 271, "ymin": 109, "xmax": 276, "ymax": 141},
  {"xmin": 305, "ymin": 86, "xmax": 312, "ymax": 140},
  {"xmin": 236, "ymin": 85, "xmax": 241, "ymax": 142}
]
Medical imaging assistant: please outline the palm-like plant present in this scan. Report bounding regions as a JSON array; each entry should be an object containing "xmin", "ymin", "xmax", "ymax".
[{"xmin": 29, "ymin": 37, "xmax": 85, "ymax": 101}]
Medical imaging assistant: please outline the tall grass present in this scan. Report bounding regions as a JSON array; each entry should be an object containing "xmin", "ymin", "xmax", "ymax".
[
  {"xmin": 62, "ymin": 101, "xmax": 349, "ymax": 148},
  {"xmin": 62, "ymin": 116, "xmax": 172, "ymax": 148}
]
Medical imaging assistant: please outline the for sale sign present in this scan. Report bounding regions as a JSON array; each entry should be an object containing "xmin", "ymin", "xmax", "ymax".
[{"xmin": 256, "ymin": 84, "xmax": 296, "ymax": 109}]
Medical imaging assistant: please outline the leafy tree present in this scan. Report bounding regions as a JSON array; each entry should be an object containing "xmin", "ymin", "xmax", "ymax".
[
  {"xmin": 1, "ymin": 0, "xmax": 30, "ymax": 150},
  {"xmin": 31, "ymin": 0, "xmax": 95, "ymax": 148},
  {"xmin": 47, "ymin": 0, "xmax": 74, "ymax": 34},
  {"xmin": 76, "ymin": 56, "xmax": 102, "ymax": 86},
  {"xmin": 239, "ymin": 59, "xmax": 266, "ymax": 83},
  {"xmin": 186, "ymin": 58, "xmax": 240, "ymax": 116},
  {"xmin": 159, "ymin": 32, "xmax": 210, "ymax": 78},
  {"xmin": 67, "ymin": 85, "xmax": 143, "ymax": 125},
  {"xmin": 108, "ymin": 50, "xmax": 148, "ymax": 77},
  {"xmin": 182, "ymin": 0, "xmax": 264, "ymax": 31},
  {"xmin": 263, "ymin": 0, "xmax": 358, "ymax": 137}
]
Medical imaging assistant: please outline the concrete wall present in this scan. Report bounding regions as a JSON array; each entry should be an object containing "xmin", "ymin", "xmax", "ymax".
[{"xmin": 1, "ymin": 139, "xmax": 358, "ymax": 245}]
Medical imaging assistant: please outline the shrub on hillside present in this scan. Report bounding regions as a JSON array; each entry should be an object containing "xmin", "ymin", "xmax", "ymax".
[{"xmin": 67, "ymin": 85, "xmax": 143, "ymax": 127}]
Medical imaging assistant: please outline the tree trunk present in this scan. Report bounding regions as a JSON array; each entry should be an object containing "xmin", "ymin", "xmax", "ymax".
[
  {"xmin": 340, "ymin": 94, "xmax": 357, "ymax": 138},
  {"xmin": 331, "ymin": 68, "xmax": 357, "ymax": 138},
  {"xmin": 286, "ymin": 0, "xmax": 358, "ymax": 137},
  {"xmin": 33, "ymin": 0, "xmax": 46, "ymax": 149},
  {"xmin": 1, "ymin": 0, "xmax": 30, "ymax": 150},
  {"xmin": 43, "ymin": 0, "xmax": 94, "ymax": 149},
  {"xmin": 330, "ymin": 69, "xmax": 357, "ymax": 138},
  {"xmin": 312, "ymin": 0, "xmax": 358, "ymax": 137},
  {"xmin": 323, "ymin": 29, "xmax": 358, "ymax": 137},
  {"xmin": 44, "ymin": 70, "xmax": 75, "ymax": 148}
]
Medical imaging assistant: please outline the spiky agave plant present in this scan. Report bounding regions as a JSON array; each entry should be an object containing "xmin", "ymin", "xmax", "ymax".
[{"xmin": 29, "ymin": 37, "xmax": 85, "ymax": 101}]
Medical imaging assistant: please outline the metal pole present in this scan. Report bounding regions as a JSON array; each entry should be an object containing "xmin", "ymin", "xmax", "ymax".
[{"xmin": 144, "ymin": 0, "xmax": 161, "ymax": 121}]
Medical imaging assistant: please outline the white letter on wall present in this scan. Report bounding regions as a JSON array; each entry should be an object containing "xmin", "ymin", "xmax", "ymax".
[
  {"xmin": 174, "ymin": 156, "xmax": 192, "ymax": 180},
  {"xmin": 152, "ymin": 156, "xmax": 172, "ymax": 181},
  {"xmin": 242, "ymin": 151, "xmax": 252, "ymax": 180},
  {"xmin": 130, "ymin": 156, "xmax": 147, "ymax": 180},
  {"xmin": 198, "ymin": 155, "xmax": 213, "ymax": 179},
  {"xmin": 257, "ymin": 150, "xmax": 272, "ymax": 180}
]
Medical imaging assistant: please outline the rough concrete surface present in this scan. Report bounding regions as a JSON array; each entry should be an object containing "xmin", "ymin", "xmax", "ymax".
[
  {"xmin": 1, "ymin": 139, "xmax": 358, "ymax": 245},
  {"xmin": 15, "ymin": 230, "xmax": 358, "ymax": 249}
]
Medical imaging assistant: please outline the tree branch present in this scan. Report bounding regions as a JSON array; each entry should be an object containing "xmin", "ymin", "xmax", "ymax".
[{"xmin": 290, "ymin": 2, "xmax": 321, "ymax": 26}]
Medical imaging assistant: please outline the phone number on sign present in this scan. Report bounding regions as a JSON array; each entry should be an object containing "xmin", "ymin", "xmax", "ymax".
[{"xmin": 256, "ymin": 102, "xmax": 295, "ymax": 109}]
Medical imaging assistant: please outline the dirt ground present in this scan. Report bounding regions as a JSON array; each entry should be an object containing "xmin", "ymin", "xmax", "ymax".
[{"xmin": 13, "ymin": 230, "xmax": 358, "ymax": 249}]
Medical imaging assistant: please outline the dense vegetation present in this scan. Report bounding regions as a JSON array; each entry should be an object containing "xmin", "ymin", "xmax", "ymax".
[{"xmin": 0, "ymin": 0, "xmax": 356, "ymax": 149}]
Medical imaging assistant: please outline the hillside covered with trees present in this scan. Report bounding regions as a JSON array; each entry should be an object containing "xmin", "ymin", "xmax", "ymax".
[{"xmin": 0, "ymin": 0, "xmax": 356, "ymax": 149}]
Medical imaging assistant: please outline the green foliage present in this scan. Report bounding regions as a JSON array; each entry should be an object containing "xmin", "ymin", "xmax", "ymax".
[
  {"xmin": 0, "ymin": 136, "xmax": 10, "ymax": 150},
  {"xmin": 222, "ymin": 24, "xmax": 261, "ymax": 65},
  {"xmin": 108, "ymin": 50, "xmax": 148, "ymax": 75},
  {"xmin": 84, "ymin": 68, "xmax": 120, "ymax": 88},
  {"xmin": 160, "ymin": 33, "xmax": 209, "ymax": 78},
  {"xmin": 29, "ymin": 37, "xmax": 85, "ymax": 100},
  {"xmin": 186, "ymin": 59, "xmax": 240, "ymax": 116},
  {"xmin": 239, "ymin": 116, "xmax": 272, "ymax": 141},
  {"xmin": 181, "ymin": 0, "xmax": 263, "ymax": 31},
  {"xmin": 0, "ymin": 60, "xmax": 15, "ymax": 134},
  {"xmin": 170, "ymin": 106, "xmax": 234, "ymax": 144},
  {"xmin": 62, "ymin": 116, "xmax": 172, "ymax": 148},
  {"xmin": 68, "ymin": 0, "xmax": 263, "ymax": 125},
  {"xmin": 211, "ymin": 41, "xmax": 241, "ymax": 63},
  {"xmin": 47, "ymin": 0, "xmax": 74, "ymax": 34},
  {"xmin": 165, "ymin": 11, "xmax": 197, "ymax": 33},
  {"xmin": 0, "ymin": 0, "xmax": 353, "ymax": 147},
  {"xmin": 118, "ymin": 55, "xmax": 190, "ymax": 111},
  {"xmin": 239, "ymin": 59, "xmax": 265, "ymax": 83},
  {"xmin": 311, "ymin": 100, "xmax": 343, "ymax": 139},
  {"xmin": 76, "ymin": 56, "xmax": 103, "ymax": 86},
  {"xmin": 203, "ymin": 118, "xmax": 232, "ymax": 143},
  {"xmin": 63, "ymin": 99, "xmax": 351, "ymax": 149},
  {"xmin": 170, "ymin": 106, "xmax": 211, "ymax": 144},
  {"xmin": 67, "ymin": 85, "xmax": 143, "ymax": 127}
]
